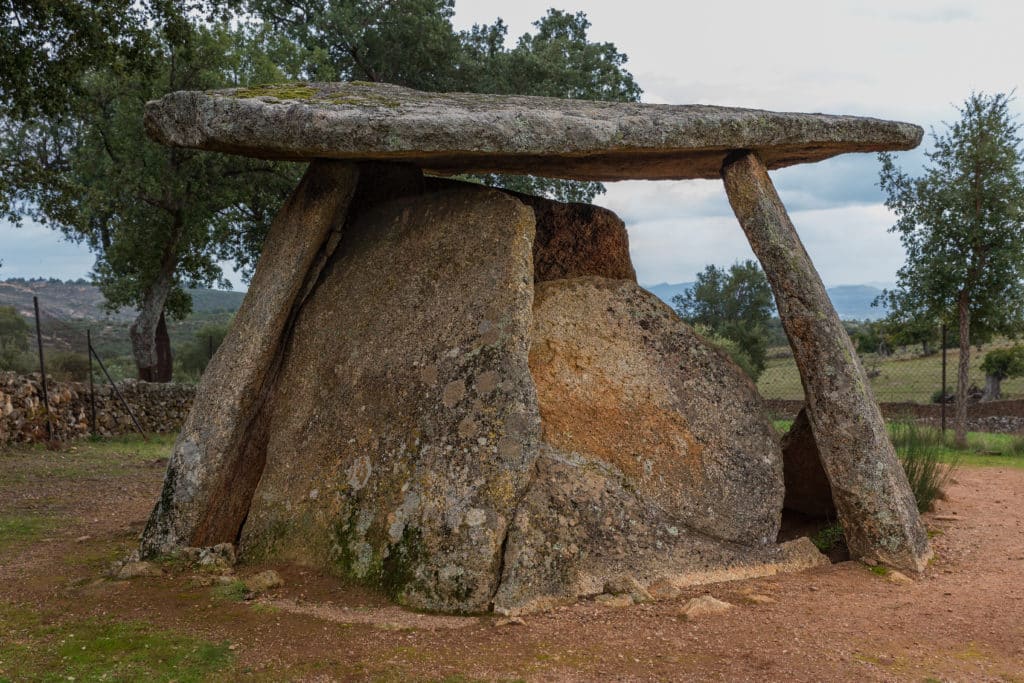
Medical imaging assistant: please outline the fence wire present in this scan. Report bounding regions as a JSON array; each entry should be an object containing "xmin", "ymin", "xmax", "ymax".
[{"xmin": 756, "ymin": 343, "xmax": 1020, "ymax": 405}]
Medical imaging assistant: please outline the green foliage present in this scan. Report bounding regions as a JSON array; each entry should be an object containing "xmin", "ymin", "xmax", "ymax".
[
  {"xmin": 692, "ymin": 324, "xmax": 760, "ymax": 380},
  {"xmin": 889, "ymin": 421, "xmax": 959, "ymax": 512},
  {"xmin": 879, "ymin": 93, "xmax": 1024, "ymax": 339},
  {"xmin": 846, "ymin": 319, "xmax": 889, "ymax": 355},
  {"xmin": 0, "ymin": 0, "xmax": 150, "ymax": 119},
  {"xmin": 980, "ymin": 345, "xmax": 1024, "ymax": 380},
  {"xmin": 811, "ymin": 523, "xmax": 845, "ymax": 553},
  {"xmin": 673, "ymin": 260, "xmax": 775, "ymax": 379},
  {"xmin": 0, "ymin": 305, "xmax": 34, "ymax": 373},
  {"xmin": 174, "ymin": 322, "xmax": 229, "ymax": 380},
  {"xmin": 0, "ymin": 305, "xmax": 29, "ymax": 352},
  {"xmin": 211, "ymin": 580, "xmax": 249, "ymax": 602},
  {"xmin": 2, "ymin": 5, "xmax": 301, "ymax": 375},
  {"xmin": 46, "ymin": 350, "xmax": 91, "ymax": 382},
  {"xmin": 879, "ymin": 92, "xmax": 1024, "ymax": 442}
]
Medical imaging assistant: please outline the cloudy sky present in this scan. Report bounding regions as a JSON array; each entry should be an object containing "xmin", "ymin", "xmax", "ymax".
[{"xmin": 2, "ymin": 0, "xmax": 1022, "ymax": 287}]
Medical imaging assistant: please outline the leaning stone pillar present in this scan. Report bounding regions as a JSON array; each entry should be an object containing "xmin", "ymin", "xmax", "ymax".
[
  {"xmin": 721, "ymin": 150, "xmax": 931, "ymax": 572},
  {"xmin": 140, "ymin": 160, "xmax": 359, "ymax": 556}
]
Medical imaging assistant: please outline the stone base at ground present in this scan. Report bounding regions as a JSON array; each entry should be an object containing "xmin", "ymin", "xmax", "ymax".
[{"xmin": 142, "ymin": 170, "xmax": 845, "ymax": 613}]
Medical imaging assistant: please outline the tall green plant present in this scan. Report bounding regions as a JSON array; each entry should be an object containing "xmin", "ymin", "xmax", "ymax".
[
  {"xmin": 889, "ymin": 421, "xmax": 958, "ymax": 512},
  {"xmin": 2, "ymin": 7, "xmax": 301, "ymax": 381},
  {"xmin": 879, "ymin": 93, "xmax": 1024, "ymax": 446}
]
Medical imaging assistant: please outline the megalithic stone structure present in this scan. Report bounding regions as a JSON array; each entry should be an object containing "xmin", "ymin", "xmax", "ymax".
[
  {"xmin": 138, "ymin": 81, "xmax": 932, "ymax": 613},
  {"xmin": 721, "ymin": 151, "xmax": 931, "ymax": 571},
  {"xmin": 141, "ymin": 160, "xmax": 359, "ymax": 555}
]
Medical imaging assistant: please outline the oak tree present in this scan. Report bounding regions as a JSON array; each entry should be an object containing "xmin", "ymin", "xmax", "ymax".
[{"xmin": 879, "ymin": 93, "xmax": 1024, "ymax": 445}]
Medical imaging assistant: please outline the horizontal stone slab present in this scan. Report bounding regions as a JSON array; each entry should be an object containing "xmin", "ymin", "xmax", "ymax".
[{"xmin": 144, "ymin": 82, "xmax": 922, "ymax": 181}]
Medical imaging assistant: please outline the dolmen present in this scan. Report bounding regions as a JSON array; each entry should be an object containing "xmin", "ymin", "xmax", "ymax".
[{"xmin": 139, "ymin": 82, "xmax": 931, "ymax": 614}]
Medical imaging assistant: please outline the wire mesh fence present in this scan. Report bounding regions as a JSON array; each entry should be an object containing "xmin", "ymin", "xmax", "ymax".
[
  {"xmin": 757, "ymin": 343, "xmax": 1024, "ymax": 404},
  {"xmin": 1, "ymin": 290, "xmax": 223, "ymax": 384}
]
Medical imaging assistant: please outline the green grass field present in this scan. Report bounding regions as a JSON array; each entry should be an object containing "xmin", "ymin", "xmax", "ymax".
[
  {"xmin": 773, "ymin": 419, "xmax": 1024, "ymax": 469},
  {"xmin": 758, "ymin": 340, "xmax": 1024, "ymax": 403}
]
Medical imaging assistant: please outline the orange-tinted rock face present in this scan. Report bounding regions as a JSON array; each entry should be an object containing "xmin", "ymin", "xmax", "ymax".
[
  {"xmin": 494, "ymin": 277, "xmax": 806, "ymax": 615},
  {"xmin": 526, "ymin": 277, "xmax": 783, "ymax": 546}
]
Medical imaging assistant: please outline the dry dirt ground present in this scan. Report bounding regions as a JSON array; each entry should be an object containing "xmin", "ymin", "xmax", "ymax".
[{"xmin": 1, "ymin": 437, "xmax": 1022, "ymax": 682}]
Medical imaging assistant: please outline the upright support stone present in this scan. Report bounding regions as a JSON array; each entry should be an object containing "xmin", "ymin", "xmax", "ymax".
[
  {"xmin": 721, "ymin": 151, "xmax": 931, "ymax": 572},
  {"xmin": 140, "ymin": 160, "xmax": 359, "ymax": 555}
]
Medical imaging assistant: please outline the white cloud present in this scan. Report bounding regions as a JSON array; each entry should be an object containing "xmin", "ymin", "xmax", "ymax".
[{"xmin": 450, "ymin": 0, "xmax": 1023, "ymax": 286}]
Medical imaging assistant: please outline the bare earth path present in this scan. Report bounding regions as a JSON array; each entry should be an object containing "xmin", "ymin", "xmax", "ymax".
[{"xmin": 0, "ymin": 440, "xmax": 1022, "ymax": 681}]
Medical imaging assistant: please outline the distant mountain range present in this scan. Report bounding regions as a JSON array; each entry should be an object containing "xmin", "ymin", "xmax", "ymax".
[
  {"xmin": 0, "ymin": 278, "xmax": 246, "ymax": 321},
  {"xmin": 1, "ymin": 277, "xmax": 888, "ymax": 343},
  {"xmin": 643, "ymin": 282, "xmax": 888, "ymax": 321}
]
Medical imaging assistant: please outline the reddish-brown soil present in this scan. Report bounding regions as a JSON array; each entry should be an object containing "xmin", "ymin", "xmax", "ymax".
[{"xmin": 1, "ymin": 442, "xmax": 1022, "ymax": 681}]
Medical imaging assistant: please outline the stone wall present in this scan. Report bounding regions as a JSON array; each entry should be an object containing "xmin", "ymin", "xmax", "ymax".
[
  {"xmin": 0, "ymin": 372, "xmax": 194, "ymax": 446},
  {"xmin": 767, "ymin": 398, "xmax": 1024, "ymax": 434}
]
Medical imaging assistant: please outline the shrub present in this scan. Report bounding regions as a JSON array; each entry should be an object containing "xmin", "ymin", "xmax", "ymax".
[
  {"xmin": 174, "ymin": 323, "xmax": 229, "ymax": 379},
  {"xmin": 47, "ymin": 351, "xmax": 91, "ymax": 381},
  {"xmin": 889, "ymin": 421, "xmax": 958, "ymax": 512},
  {"xmin": 980, "ymin": 345, "xmax": 1024, "ymax": 400},
  {"xmin": 692, "ymin": 323, "xmax": 761, "ymax": 380},
  {"xmin": 811, "ymin": 523, "xmax": 844, "ymax": 553},
  {"xmin": 0, "ymin": 346, "xmax": 36, "ymax": 374}
]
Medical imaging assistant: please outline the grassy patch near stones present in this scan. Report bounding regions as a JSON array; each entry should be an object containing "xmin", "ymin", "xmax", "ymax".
[
  {"xmin": 773, "ymin": 420, "xmax": 1024, "ymax": 469},
  {"xmin": 0, "ymin": 513, "xmax": 56, "ymax": 552},
  {"xmin": 0, "ymin": 433, "xmax": 175, "ymax": 485},
  {"xmin": 889, "ymin": 421, "xmax": 959, "ymax": 512},
  {"xmin": 0, "ymin": 602, "xmax": 232, "ymax": 682},
  {"xmin": 211, "ymin": 580, "xmax": 249, "ymax": 602}
]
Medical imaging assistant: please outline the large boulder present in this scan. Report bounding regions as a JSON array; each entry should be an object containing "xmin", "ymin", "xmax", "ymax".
[
  {"xmin": 493, "ymin": 278, "xmax": 821, "ymax": 614},
  {"xmin": 239, "ymin": 182, "xmax": 541, "ymax": 613},
  {"xmin": 527, "ymin": 278, "xmax": 783, "ymax": 544}
]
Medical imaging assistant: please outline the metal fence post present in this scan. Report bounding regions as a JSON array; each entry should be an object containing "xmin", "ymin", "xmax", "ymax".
[
  {"xmin": 87, "ymin": 329, "xmax": 98, "ymax": 437},
  {"xmin": 32, "ymin": 296, "xmax": 53, "ymax": 441},
  {"xmin": 940, "ymin": 323, "xmax": 947, "ymax": 437},
  {"xmin": 88, "ymin": 340, "xmax": 148, "ymax": 442}
]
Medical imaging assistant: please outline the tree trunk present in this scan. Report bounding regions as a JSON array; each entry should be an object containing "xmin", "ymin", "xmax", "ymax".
[
  {"xmin": 130, "ymin": 269, "xmax": 174, "ymax": 382},
  {"xmin": 955, "ymin": 290, "xmax": 971, "ymax": 447},
  {"xmin": 154, "ymin": 311, "xmax": 173, "ymax": 382},
  {"xmin": 982, "ymin": 373, "xmax": 1002, "ymax": 402}
]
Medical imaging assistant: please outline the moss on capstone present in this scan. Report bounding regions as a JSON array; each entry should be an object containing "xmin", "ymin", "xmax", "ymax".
[
  {"xmin": 231, "ymin": 83, "xmax": 316, "ymax": 101},
  {"xmin": 324, "ymin": 93, "xmax": 402, "ymax": 108}
]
